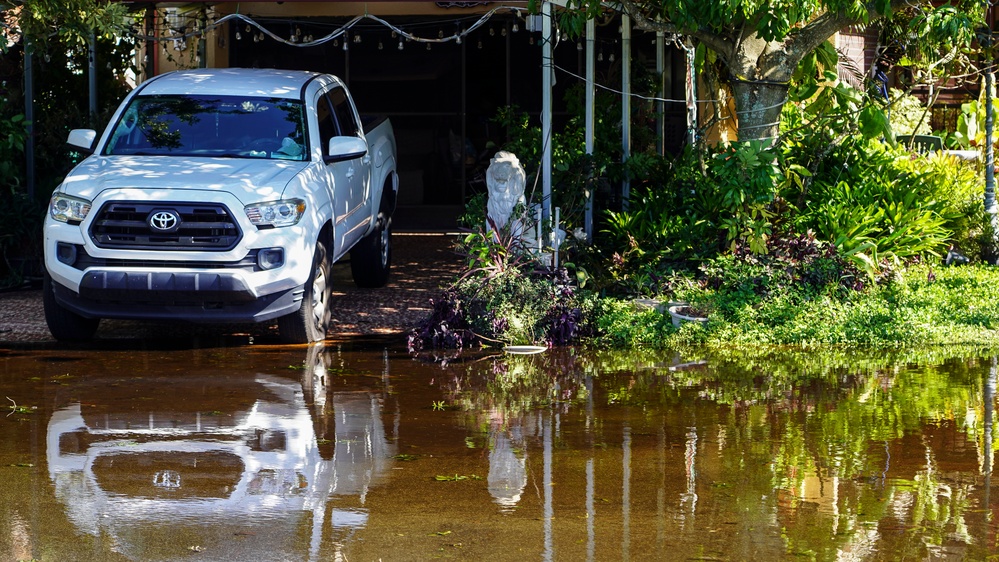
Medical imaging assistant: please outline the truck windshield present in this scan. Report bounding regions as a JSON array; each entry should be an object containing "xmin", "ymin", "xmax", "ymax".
[{"xmin": 103, "ymin": 95, "xmax": 307, "ymax": 161}]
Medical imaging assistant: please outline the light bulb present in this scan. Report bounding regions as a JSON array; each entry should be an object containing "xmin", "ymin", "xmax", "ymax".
[
  {"xmin": 609, "ymin": 53, "xmax": 615, "ymax": 62},
  {"xmin": 426, "ymin": 43, "xmax": 431, "ymax": 50},
  {"xmin": 236, "ymin": 31, "xmax": 241, "ymax": 40},
  {"xmin": 378, "ymin": 40, "xmax": 383, "ymax": 50},
  {"xmin": 512, "ymin": 23, "xmax": 519, "ymax": 33},
  {"xmin": 354, "ymin": 34, "xmax": 361, "ymax": 43},
  {"xmin": 489, "ymin": 27, "xmax": 495, "ymax": 36},
  {"xmin": 398, "ymin": 40, "xmax": 403, "ymax": 50},
  {"xmin": 501, "ymin": 27, "xmax": 507, "ymax": 37}
]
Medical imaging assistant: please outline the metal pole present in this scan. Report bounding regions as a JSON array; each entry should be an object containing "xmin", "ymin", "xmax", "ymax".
[
  {"xmin": 621, "ymin": 15, "xmax": 631, "ymax": 211},
  {"xmin": 584, "ymin": 18, "xmax": 595, "ymax": 244},
  {"xmin": 541, "ymin": 1, "xmax": 553, "ymax": 224},
  {"xmin": 461, "ymin": 30, "xmax": 467, "ymax": 203},
  {"xmin": 89, "ymin": 31, "xmax": 98, "ymax": 127},
  {"xmin": 24, "ymin": 39, "xmax": 35, "ymax": 200},
  {"xmin": 198, "ymin": 9, "xmax": 207, "ymax": 68}
]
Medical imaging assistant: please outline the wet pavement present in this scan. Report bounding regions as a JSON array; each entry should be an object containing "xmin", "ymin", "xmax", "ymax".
[{"xmin": 2, "ymin": 341, "xmax": 998, "ymax": 561}]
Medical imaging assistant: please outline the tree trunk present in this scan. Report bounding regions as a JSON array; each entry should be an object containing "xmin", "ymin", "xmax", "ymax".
[{"xmin": 730, "ymin": 80, "xmax": 789, "ymax": 142}]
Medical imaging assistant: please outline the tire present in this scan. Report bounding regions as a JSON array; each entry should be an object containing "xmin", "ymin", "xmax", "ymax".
[
  {"xmin": 278, "ymin": 241, "xmax": 332, "ymax": 344},
  {"xmin": 350, "ymin": 211, "xmax": 392, "ymax": 288},
  {"xmin": 43, "ymin": 272, "xmax": 100, "ymax": 342}
]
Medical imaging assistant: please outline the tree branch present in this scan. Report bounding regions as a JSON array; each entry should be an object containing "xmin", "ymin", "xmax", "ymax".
[
  {"xmin": 617, "ymin": 0, "xmax": 733, "ymax": 57},
  {"xmin": 776, "ymin": 0, "xmax": 909, "ymax": 71}
]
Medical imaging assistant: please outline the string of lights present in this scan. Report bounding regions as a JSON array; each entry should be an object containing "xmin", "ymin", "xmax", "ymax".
[{"xmin": 129, "ymin": 6, "xmax": 536, "ymax": 48}]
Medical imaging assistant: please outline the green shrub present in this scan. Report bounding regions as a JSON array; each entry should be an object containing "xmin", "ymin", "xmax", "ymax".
[
  {"xmin": 589, "ymin": 298, "xmax": 675, "ymax": 348},
  {"xmin": 792, "ymin": 139, "xmax": 957, "ymax": 273},
  {"xmin": 888, "ymin": 89, "xmax": 933, "ymax": 137}
]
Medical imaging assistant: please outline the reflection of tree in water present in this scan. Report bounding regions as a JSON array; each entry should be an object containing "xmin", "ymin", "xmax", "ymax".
[
  {"xmin": 424, "ymin": 346, "xmax": 997, "ymax": 556},
  {"xmin": 437, "ymin": 350, "xmax": 590, "ymax": 417},
  {"xmin": 431, "ymin": 351, "xmax": 586, "ymax": 512}
]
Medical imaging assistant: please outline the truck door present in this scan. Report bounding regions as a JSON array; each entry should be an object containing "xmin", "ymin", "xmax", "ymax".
[
  {"xmin": 316, "ymin": 92, "xmax": 350, "ymax": 255},
  {"xmin": 324, "ymin": 86, "xmax": 369, "ymax": 249}
]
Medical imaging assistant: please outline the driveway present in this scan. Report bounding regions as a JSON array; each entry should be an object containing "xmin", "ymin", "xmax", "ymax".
[{"xmin": 0, "ymin": 233, "xmax": 462, "ymax": 344}]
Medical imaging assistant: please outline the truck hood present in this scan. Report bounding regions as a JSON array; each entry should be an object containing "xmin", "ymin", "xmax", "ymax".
[{"xmin": 60, "ymin": 156, "xmax": 311, "ymax": 204}]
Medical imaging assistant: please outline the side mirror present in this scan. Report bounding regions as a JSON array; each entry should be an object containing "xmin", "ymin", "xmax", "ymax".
[
  {"xmin": 324, "ymin": 136, "xmax": 367, "ymax": 164},
  {"xmin": 67, "ymin": 129, "xmax": 97, "ymax": 154}
]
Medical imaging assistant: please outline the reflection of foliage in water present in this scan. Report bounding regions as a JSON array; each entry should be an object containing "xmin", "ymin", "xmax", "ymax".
[
  {"xmin": 435, "ymin": 350, "xmax": 591, "ymax": 418},
  {"xmin": 420, "ymin": 345, "xmax": 996, "ymax": 558}
]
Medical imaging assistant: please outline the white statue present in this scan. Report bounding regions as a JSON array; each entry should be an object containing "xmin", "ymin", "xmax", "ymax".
[{"xmin": 485, "ymin": 151, "xmax": 526, "ymax": 232}]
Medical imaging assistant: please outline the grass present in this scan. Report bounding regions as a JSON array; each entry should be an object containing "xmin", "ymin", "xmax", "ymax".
[{"xmin": 590, "ymin": 263, "xmax": 999, "ymax": 349}]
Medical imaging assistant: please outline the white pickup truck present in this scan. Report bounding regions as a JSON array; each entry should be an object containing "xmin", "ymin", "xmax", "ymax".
[{"xmin": 43, "ymin": 68, "xmax": 398, "ymax": 343}]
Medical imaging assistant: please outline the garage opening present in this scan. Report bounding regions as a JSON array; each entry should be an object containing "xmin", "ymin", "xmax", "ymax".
[{"xmin": 224, "ymin": 13, "xmax": 687, "ymax": 230}]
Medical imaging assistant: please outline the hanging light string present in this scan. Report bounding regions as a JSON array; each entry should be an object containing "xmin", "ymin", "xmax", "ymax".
[{"xmin": 129, "ymin": 7, "xmax": 531, "ymax": 47}]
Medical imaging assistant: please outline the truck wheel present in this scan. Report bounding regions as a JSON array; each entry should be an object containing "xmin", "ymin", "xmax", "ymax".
[
  {"xmin": 278, "ymin": 241, "xmax": 332, "ymax": 344},
  {"xmin": 350, "ymin": 211, "xmax": 392, "ymax": 288},
  {"xmin": 43, "ymin": 272, "xmax": 100, "ymax": 342}
]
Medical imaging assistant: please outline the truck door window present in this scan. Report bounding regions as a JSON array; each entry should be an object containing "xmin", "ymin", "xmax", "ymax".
[
  {"xmin": 316, "ymin": 95, "xmax": 337, "ymax": 156},
  {"xmin": 327, "ymin": 87, "xmax": 360, "ymax": 138}
]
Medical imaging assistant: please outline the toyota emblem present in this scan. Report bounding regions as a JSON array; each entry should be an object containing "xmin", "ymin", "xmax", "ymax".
[{"xmin": 148, "ymin": 210, "xmax": 180, "ymax": 233}]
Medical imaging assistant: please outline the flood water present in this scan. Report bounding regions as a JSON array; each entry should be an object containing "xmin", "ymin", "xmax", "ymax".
[{"xmin": 1, "ymin": 339, "xmax": 998, "ymax": 561}]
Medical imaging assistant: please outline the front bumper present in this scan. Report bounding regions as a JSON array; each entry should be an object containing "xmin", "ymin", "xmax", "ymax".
[{"xmin": 51, "ymin": 273, "xmax": 305, "ymax": 323}]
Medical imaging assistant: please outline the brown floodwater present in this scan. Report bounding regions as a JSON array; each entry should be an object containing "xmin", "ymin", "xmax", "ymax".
[{"xmin": 1, "ymin": 337, "xmax": 998, "ymax": 561}]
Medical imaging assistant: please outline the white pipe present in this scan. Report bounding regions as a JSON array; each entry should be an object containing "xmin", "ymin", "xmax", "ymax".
[
  {"xmin": 541, "ymin": 0, "xmax": 553, "ymax": 224},
  {"xmin": 585, "ymin": 18, "xmax": 595, "ymax": 244}
]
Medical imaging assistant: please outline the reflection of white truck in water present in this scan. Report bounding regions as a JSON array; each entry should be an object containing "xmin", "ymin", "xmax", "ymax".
[
  {"xmin": 46, "ymin": 346, "xmax": 395, "ymax": 561},
  {"xmin": 43, "ymin": 68, "xmax": 398, "ymax": 343}
]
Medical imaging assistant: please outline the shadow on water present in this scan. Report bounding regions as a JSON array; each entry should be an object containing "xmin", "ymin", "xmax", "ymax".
[{"xmin": 1, "ymin": 340, "xmax": 999, "ymax": 560}]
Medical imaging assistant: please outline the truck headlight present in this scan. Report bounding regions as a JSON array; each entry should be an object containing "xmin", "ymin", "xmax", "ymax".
[
  {"xmin": 245, "ymin": 198, "xmax": 306, "ymax": 228},
  {"xmin": 49, "ymin": 193, "xmax": 92, "ymax": 223}
]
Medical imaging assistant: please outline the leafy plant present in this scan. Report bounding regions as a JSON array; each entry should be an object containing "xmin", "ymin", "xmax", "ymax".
[{"xmin": 708, "ymin": 140, "xmax": 782, "ymax": 253}]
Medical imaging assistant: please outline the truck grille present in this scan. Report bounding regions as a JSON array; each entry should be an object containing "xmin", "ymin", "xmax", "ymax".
[{"xmin": 90, "ymin": 202, "xmax": 242, "ymax": 251}]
